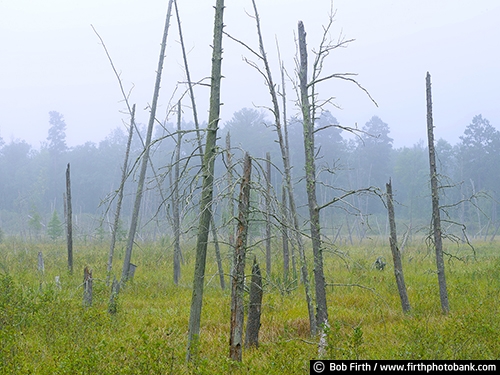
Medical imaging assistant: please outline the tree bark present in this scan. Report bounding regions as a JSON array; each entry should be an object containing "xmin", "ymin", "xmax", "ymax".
[
  {"xmin": 248, "ymin": 0, "xmax": 316, "ymax": 335},
  {"xmin": 121, "ymin": 0, "xmax": 174, "ymax": 284},
  {"xmin": 173, "ymin": 101, "xmax": 182, "ymax": 285},
  {"xmin": 65, "ymin": 163, "xmax": 73, "ymax": 274},
  {"xmin": 298, "ymin": 20, "xmax": 328, "ymax": 333},
  {"xmin": 229, "ymin": 153, "xmax": 252, "ymax": 362},
  {"xmin": 386, "ymin": 179, "xmax": 411, "ymax": 313},
  {"xmin": 426, "ymin": 72, "xmax": 449, "ymax": 314},
  {"xmin": 245, "ymin": 257, "xmax": 263, "ymax": 348},
  {"xmin": 281, "ymin": 184, "xmax": 290, "ymax": 287},
  {"xmin": 186, "ymin": 0, "xmax": 225, "ymax": 362},
  {"xmin": 265, "ymin": 152, "xmax": 272, "ymax": 279}
]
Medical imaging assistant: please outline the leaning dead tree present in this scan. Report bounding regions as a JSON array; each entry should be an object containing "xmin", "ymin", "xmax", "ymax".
[
  {"xmin": 121, "ymin": 0, "xmax": 174, "ymax": 284},
  {"xmin": 386, "ymin": 179, "xmax": 411, "ymax": 313},
  {"xmin": 65, "ymin": 163, "xmax": 73, "ymax": 274},
  {"xmin": 174, "ymin": 0, "xmax": 225, "ymax": 290},
  {"xmin": 229, "ymin": 152, "xmax": 252, "ymax": 362},
  {"xmin": 425, "ymin": 72, "xmax": 449, "ymax": 314},
  {"xmin": 186, "ymin": 0, "xmax": 225, "ymax": 362}
]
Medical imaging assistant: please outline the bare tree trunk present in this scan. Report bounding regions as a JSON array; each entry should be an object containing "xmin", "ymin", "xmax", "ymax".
[
  {"xmin": 426, "ymin": 72, "xmax": 449, "ymax": 314},
  {"xmin": 229, "ymin": 153, "xmax": 252, "ymax": 362},
  {"xmin": 226, "ymin": 132, "xmax": 235, "ymax": 249},
  {"xmin": 173, "ymin": 101, "xmax": 182, "ymax": 285},
  {"xmin": 298, "ymin": 20, "xmax": 328, "ymax": 333},
  {"xmin": 386, "ymin": 179, "xmax": 411, "ymax": 313},
  {"xmin": 121, "ymin": 0, "xmax": 174, "ymax": 284},
  {"xmin": 186, "ymin": 0, "xmax": 225, "ymax": 361},
  {"xmin": 281, "ymin": 184, "xmax": 290, "ymax": 287},
  {"xmin": 107, "ymin": 104, "xmax": 135, "ymax": 278},
  {"xmin": 175, "ymin": 0, "xmax": 225, "ymax": 290},
  {"xmin": 245, "ymin": 257, "xmax": 263, "ymax": 348},
  {"xmin": 265, "ymin": 152, "xmax": 272, "ymax": 279},
  {"xmin": 247, "ymin": 0, "xmax": 316, "ymax": 335},
  {"xmin": 66, "ymin": 163, "xmax": 73, "ymax": 274}
]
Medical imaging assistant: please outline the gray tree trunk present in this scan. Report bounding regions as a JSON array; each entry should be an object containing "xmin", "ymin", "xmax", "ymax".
[
  {"xmin": 186, "ymin": 0, "xmax": 225, "ymax": 361},
  {"xmin": 229, "ymin": 153, "xmax": 252, "ymax": 362},
  {"xmin": 226, "ymin": 132, "xmax": 235, "ymax": 249},
  {"xmin": 426, "ymin": 72, "xmax": 449, "ymax": 314},
  {"xmin": 175, "ymin": 0, "xmax": 225, "ymax": 290},
  {"xmin": 121, "ymin": 0, "xmax": 174, "ymax": 284},
  {"xmin": 107, "ymin": 104, "xmax": 135, "ymax": 278},
  {"xmin": 173, "ymin": 100, "xmax": 182, "ymax": 285},
  {"xmin": 65, "ymin": 163, "xmax": 73, "ymax": 274},
  {"xmin": 298, "ymin": 20, "xmax": 328, "ymax": 332},
  {"xmin": 281, "ymin": 184, "xmax": 290, "ymax": 287},
  {"xmin": 386, "ymin": 179, "xmax": 411, "ymax": 313},
  {"xmin": 265, "ymin": 152, "xmax": 272, "ymax": 279},
  {"xmin": 245, "ymin": 257, "xmax": 263, "ymax": 348}
]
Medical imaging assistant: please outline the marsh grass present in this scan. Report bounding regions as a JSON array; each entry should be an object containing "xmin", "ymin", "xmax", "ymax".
[{"xmin": 1, "ymin": 237, "xmax": 499, "ymax": 374}]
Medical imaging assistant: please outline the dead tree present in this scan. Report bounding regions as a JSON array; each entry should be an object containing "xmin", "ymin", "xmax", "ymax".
[
  {"xmin": 107, "ymin": 104, "xmax": 135, "ymax": 279},
  {"xmin": 121, "ymin": 0, "xmax": 174, "ymax": 284},
  {"xmin": 173, "ymin": 101, "xmax": 182, "ymax": 285},
  {"xmin": 426, "ymin": 72, "xmax": 450, "ymax": 314},
  {"xmin": 386, "ymin": 179, "xmax": 411, "ymax": 313},
  {"xmin": 229, "ymin": 153, "xmax": 252, "ymax": 362},
  {"xmin": 245, "ymin": 257, "xmax": 263, "ymax": 348},
  {"xmin": 174, "ymin": 0, "xmax": 225, "ymax": 290},
  {"xmin": 66, "ymin": 163, "xmax": 73, "ymax": 274},
  {"xmin": 298, "ymin": 20, "xmax": 329, "ymax": 333},
  {"xmin": 186, "ymin": 0, "xmax": 225, "ymax": 362},
  {"xmin": 265, "ymin": 152, "xmax": 272, "ymax": 278}
]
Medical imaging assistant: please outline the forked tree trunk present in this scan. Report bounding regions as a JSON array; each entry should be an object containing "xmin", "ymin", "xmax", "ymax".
[
  {"xmin": 229, "ymin": 153, "xmax": 252, "ymax": 362},
  {"xmin": 186, "ymin": 0, "xmax": 225, "ymax": 362},
  {"xmin": 249, "ymin": 0, "xmax": 316, "ymax": 335},
  {"xmin": 426, "ymin": 72, "xmax": 449, "ymax": 314},
  {"xmin": 121, "ymin": 0, "xmax": 174, "ymax": 284},
  {"xmin": 386, "ymin": 179, "xmax": 411, "ymax": 313},
  {"xmin": 298, "ymin": 20, "xmax": 328, "ymax": 333},
  {"xmin": 65, "ymin": 163, "xmax": 73, "ymax": 274}
]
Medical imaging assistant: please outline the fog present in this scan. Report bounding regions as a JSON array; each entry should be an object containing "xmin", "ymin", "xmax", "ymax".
[{"xmin": 1, "ymin": 0, "xmax": 499, "ymax": 149}]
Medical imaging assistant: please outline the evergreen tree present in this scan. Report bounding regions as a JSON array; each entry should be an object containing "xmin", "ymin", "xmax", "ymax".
[{"xmin": 47, "ymin": 210, "xmax": 63, "ymax": 240}]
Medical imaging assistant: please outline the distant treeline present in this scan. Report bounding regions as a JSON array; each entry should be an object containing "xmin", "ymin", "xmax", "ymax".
[{"xmin": 1, "ymin": 109, "xmax": 498, "ymax": 242}]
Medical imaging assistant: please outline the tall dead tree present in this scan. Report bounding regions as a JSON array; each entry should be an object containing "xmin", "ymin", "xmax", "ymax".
[
  {"xmin": 265, "ymin": 152, "xmax": 272, "ymax": 278},
  {"xmin": 229, "ymin": 153, "xmax": 252, "ymax": 362},
  {"xmin": 386, "ymin": 179, "xmax": 411, "ymax": 313},
  {"xmin": 175, "ymin": 0, "xmax": 225, "ymax": 289},
  {"xmin": 426, "ymin": 72, "xmax": 449, "ymax": 314},
  {"xmin": 107, "ymin": 104, "xmax": 135, "ymax": 278},
  {"xmin": 173, "ymin": 100, "xmax": 182, "ymax": 285},
  {"xmin": 121, "ymin": 0, "xmax": 174, "ymax": 284},
  {"xmin": 65, "ymin": 163, "xmax": 73, "ymax": 274},
  {"xmin": 229, "ymin": 0, "xmax": 316, "ymax": 335},
  {"xmin": 298, "ymin": 20, "xmax": 328, "ymax": 332},
  {"xmin": 186, "ymin": 0, "xmax": 225, "ymax": 361}
]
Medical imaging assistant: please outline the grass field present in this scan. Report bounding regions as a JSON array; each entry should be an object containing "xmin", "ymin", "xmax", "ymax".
[{"xmin": 1, "ymin": 237, "xmax": 499, "ymax": 374}]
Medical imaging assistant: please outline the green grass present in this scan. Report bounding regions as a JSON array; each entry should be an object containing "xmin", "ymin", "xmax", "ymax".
[{"xmin": 1, "ymin": 237, "xmax": 499, "ymax": 374}]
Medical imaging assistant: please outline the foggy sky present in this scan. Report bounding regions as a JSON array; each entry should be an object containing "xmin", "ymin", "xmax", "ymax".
[{"xmin": 0, "ymin": 0, "xmax": 498, "ymax": 149}]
